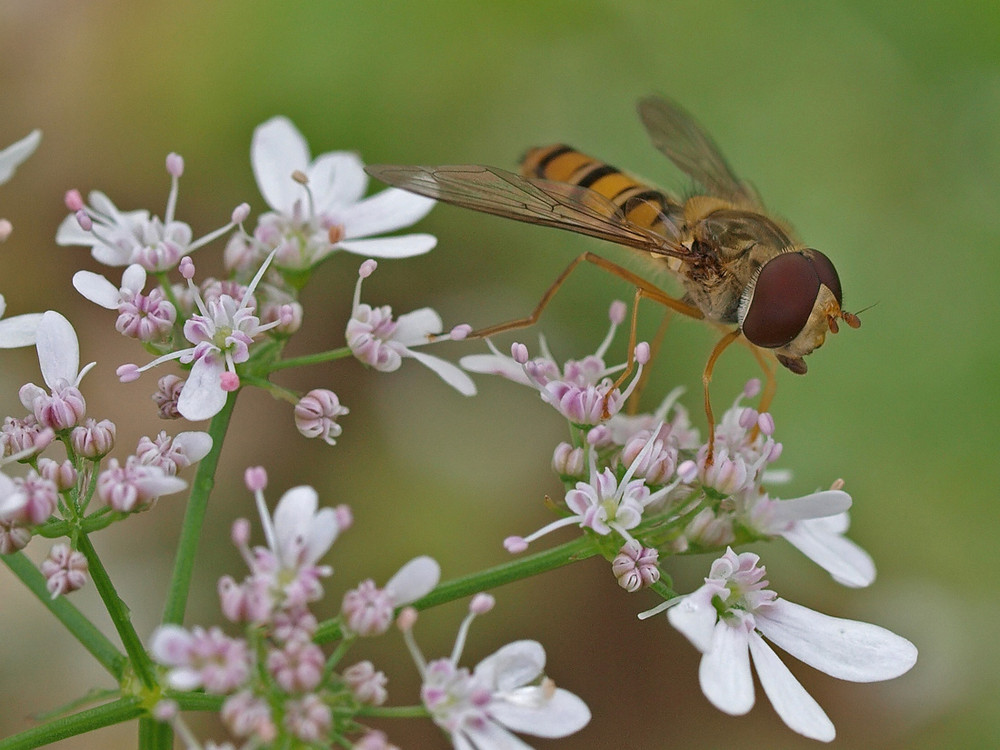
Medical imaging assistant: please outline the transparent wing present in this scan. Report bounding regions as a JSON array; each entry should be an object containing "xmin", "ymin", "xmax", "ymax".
[
  {"xmin": 365, "ymin": 163, "xmax": 690, "ymax": 259},
  {"xmin": 637, "ymin": 95, "xmax": 761, "ymax": 206}
]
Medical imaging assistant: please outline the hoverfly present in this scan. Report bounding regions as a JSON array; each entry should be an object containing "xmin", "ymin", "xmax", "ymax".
[{"xmin": 366, "ymin": 96, "xmax": 860, "ymax": 455}]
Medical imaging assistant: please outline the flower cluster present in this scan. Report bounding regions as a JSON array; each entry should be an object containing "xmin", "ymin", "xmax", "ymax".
[
  {"xmin": 0, "ymin": 312, "xmax": 209, "ymax": 594},
  {"xmin": 461, "ymin": 306, "xmax": 914, "ymax": 740},
  {"xmin": 59, "ymin": 116, "xmax": 471, "ymax": 430},
  {"xmin": 151, "ymin": 470, "xmax": 589, "ymax": 749}
]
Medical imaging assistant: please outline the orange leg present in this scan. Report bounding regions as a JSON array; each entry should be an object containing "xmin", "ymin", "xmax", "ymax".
[
  {"xmin": 467, "ymin": 251, "xmax": 702, "ymax": 340},
  {"xmin": 702, "ymin": 328, "xmax": 742, "ymax": 466}
]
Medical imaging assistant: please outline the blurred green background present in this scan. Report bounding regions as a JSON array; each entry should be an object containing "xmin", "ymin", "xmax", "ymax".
[{"xmin": 1, "ymin": 1, "xmax": 998, "ymax": 748}]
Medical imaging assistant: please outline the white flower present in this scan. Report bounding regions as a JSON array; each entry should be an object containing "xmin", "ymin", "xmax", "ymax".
[
  {"xmin": 0, "ymin": 130, "xmax": 41, "ymax": 185},
  {"xmin": 0, "ymin": 295, "xmax": 43, "ymax": 349},
  {"xmin": 18, "ymin": 312, "xmax": 96, "ymax": 429},
  {"xmin": 117, "ymin": 253, "xmax": 285, "ymax": 421},
  {"xmin": 664, "ymin": 548, "xmax": 917, "ymax": 742},
  {"xmin": 347, "ymin": 260, "xmax": 475, "ymax": 396},
  {"xmin": 250, "ymin": 116, "xmax": 436, "ymax": 268},
  {"xmin": 260, "ymin": 485, "xmax": 341, "ymax": 573},
  {"xmin": 402, "ymin": 597, "xmax": 590, "ymax": 749},
  {"xmin": 56, "ymin": 191, "xmax": 191, "ymax": 268}
]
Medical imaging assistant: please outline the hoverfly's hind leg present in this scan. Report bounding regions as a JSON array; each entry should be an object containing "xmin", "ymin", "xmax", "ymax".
[
  {"xmin": 702, "ymin": 328, "xmax": 742, "ymax": 466},
  {"xmin": 468, "ymin": 250, "xmax": 703, "ymax": 338}
]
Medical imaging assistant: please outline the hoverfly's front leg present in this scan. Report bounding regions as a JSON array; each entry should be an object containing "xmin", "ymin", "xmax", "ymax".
[{"xmin": 702, "ymin": 328, "xmax": 742, "ymax": 466}]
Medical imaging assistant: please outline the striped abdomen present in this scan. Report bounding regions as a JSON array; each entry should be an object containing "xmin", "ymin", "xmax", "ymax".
[{"xmin": 520, "ymin": 144, "xmax": 683, "ymax": 241}]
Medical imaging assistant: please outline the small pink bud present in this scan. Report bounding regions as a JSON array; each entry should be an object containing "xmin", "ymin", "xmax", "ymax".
[
  {"xmin": 74, "ymin": 209, "xmax": 93, "ymax": 231},
  {"xmin": 231, "ymin": 202, "xmax": 250, "ymax": 223},
  {"xmin": 450, "ymin": 323, "xmax": 472, "ymax": 341},
  {"xmin": 38, "ymin": 458, "xmax": 78, "ymax": 491},
  {"xmin": 179, "ymin": 256, "xmax": 195, "ymax": 280},
  {"xmin": 743, "ymin": 378, "xmax": 762, "ymax": 398},
  {"xmin": 165, "ymin": 152, "xmax": 184, "ymax": 177},
  {"xmin": 757, "ymin": 412, "xmax": 775, "ymax": 436},
  {"xmin": 64, "ymin": 189, "xmax": 84, "ymax": 211},
  {"xmin": 634, "ymin": 341, "xmax": 651, "ymax": 364},
  {"xmin": 220, "ymin": 371, "xmax": 240, "ymax": 391},
  {"xmin": 503, "ymin": 535, "xmax": 528, "ymax": 554},
  {"xmin": 739, "ymin": 407, "xmax": 758, "ymax": 430},
  {"xmin": 152, "ymin": 699, "xmax": 178, "ymax": 721},
  {"xmin": 396, "ymin": 606, "xmax": 418, "ymax": 632},
  {"xmin": 116, "ymin": 364, "xmax": 141, "ymax": 383},
  {"xmin": 333, "ymin": 504, "xmax": 353, "ymax": 531},
  {"xmin": 677, "ymin": 459, "xmax": 698, "ymax": 484},
  {"xmin": 244, "ymin": 466, "xmax": 267, "ymax": 492},
  {"xmin": 0, "ymin": 219, "xmax": 12, "ymax": 242},
  {"xmin": 511, "ymin": 342, "xmax": 529, "ymax": 364},
  {"xmin": 469, "ymin": 593, "xmax": 494, "ymax": 615},
  {"xmin": 608, "ymin": 299, "xmax": 627, "ymax": 325},
  {"xmin": 358, "ymin": 259, "xmax": 377, "ymax": 278},
  {"xmin": 231, "ymin": 518, "xmax": 251, "ymax": 546}
]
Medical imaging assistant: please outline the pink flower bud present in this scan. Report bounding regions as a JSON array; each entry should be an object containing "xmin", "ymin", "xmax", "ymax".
[
  {"xmin": 64, "ymin": 189, "xmax": 84, "ymax": 211},
  {"xmin": 358, "ymin": 259, "xmax": 377, "ymax": 278},
  {"xmin": 294, "ymin": 389, "xmax": 349, "ymax": 445},
  {"xmin": 244, "ymin": 466, "xmax": 267, "ymax": 492},
  {"xmin": 38, "ymin": 458, "xmax": 78, "ymax": 491},
  {"xmin": 41, "ymin": 543, "xmax": 88, "ymax": 598},
  {"xmin": 231, "ymin": 202, "xmax": 251, "ymax": 223},
  {"xmin": 71, "ymin": 418, "xmax": 116, "ymax": 459},
  {"xmin": 343, "ymin": 661, "xmax": 388, "ymax": 706},
  {"xmin": 165, "ymin": 152, "xmax": 184, "ymax": 177}
]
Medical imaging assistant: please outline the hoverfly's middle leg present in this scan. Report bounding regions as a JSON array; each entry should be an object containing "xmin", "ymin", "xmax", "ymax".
[
  {"xmin": 745, "ymin": 343, "xmax": 778, "ymax": 441},
  {"xmin": 702, "ymin": 328, "xmax": 742, "ymax": 466}
]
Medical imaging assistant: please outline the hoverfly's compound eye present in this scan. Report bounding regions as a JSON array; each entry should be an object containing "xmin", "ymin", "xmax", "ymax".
[
  {"xmin": 740, "ymin": 252, "xmax": 820, "ymax": 348},
  {"xmin": 804, "ymin": 248, "xmax": 843, "ymax": 306}
]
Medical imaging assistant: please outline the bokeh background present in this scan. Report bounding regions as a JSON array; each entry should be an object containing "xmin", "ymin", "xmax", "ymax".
[{"xmin": 1, "ymin": 1, "xmax": 998, "ymax": 748}]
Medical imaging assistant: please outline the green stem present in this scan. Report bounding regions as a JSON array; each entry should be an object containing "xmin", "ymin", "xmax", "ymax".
[
  {"xmin": 1, "ymin": 552, "xmax": 125, "ymax": 678},
  {"xmin": 75, "ymin": 533, "xmax": 157, "ymax": 689},
  {"xmin": 162, "ymin": 391, "xmax": 238, "ymax": 625},
  {"xmin": 315, "ymin": 536, "xmax": 599, "ymax": 643},
  {"xmin": 0, "ymin": 697, "xmax": 143, "ymax": 750},
  {"xmin": 269, "ymin": 346, "xmax": 353, "ymax": 371},
  {"xmin": 137, "ymin": 716, "xmax": 172, "ymax": 750}
]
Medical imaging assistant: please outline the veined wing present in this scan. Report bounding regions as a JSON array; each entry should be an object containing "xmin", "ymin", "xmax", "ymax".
[
  {"xmin": 637, "ymin": 95, "xmax": 761, "ymax": 207},
  {"xmin": 365, "ymin": 163, "xmax": 690, "ymax": 260}
]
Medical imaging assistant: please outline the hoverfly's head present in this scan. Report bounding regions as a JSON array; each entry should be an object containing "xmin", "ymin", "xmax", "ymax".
[{"xmin": 737, "ymin": 248, "xmax": 860, "ymax": 374}]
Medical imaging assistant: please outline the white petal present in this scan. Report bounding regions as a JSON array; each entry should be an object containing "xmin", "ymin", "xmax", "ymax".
[
  {"xmin": 172, "ymin": 431, "xmax": 214, "ymax": 463},
  {"xmin": 405, "ymin": 348, "xmax": 477, "ymax": 396},
  {"xmin": 272, "ymin": 485, "xmax": 319, "ymax": 539},
  {"xmin": 782, "ymin": 516, "xmax": 876, "ymax": 588},
  {"xmin": 0, "ymin": 472, "xmax": 26, "ymax": 517},
  {"xmin": 149, "ymin": 624, "xmax": 192, "ymax": 665},
  {"xmin": 0, "ymin": 312, "xmax": 43, "ymax": 348},
  {"xmin": 0, "ymin": 129, "xmax": 41, "ymax": 184},
  {"xmin": 384, "ymin": 556, "xmax": 440, "ymax": 605},
  {"xmin": 459, "ymin": 353, "xmax": 532, "ymax": 386},
  {"xmin": 55, "ymin": 213, "xmax": 97, "ymax": 247},
  {"xmin": 667, "ymin": 585, "xmax": 723, "ymax": 653},
  {"xmin": 748, "ymin": 630, "xmax": 835, "ymax": 741},
  {"xmin": 754, "ymin": 598, "xmax": 918, "ymax": 682},
  {"xmin": 337, "ymin": 233, "xmax": 437, "ymax": 258},
  {"xmin": 120, "ymin": 264, "xmax": 148, "ymax": 294},
  {"xmin": 0, "ymin": 294, "xmax": 5, "ymax": 317},
  {"xmin": 36, "ymin": 311, "xmax": 80, "ymax": 388},
  {"xmin": 770, "ymin": 490, "xmax": 852, "ymax": 524},
  {"xmin": 251, "ymin": 116, "xmax": 310, "ymax": 213},
  {"xmin": 394, "ymin": 307, "xmax": 443, "ymax": 344},
  {"xmin": 308, "ymin": 151, "xmax": 367, "ymax": 211},
  {"xmin": 176, "ymin": 357, "xmax": 227, "ymax": 421},
  {"xmin": 490, "ymin": 688, "xmax": 591, "ymax": 738},
  {"xmin": 72, "ymin": 271, "xmax": 121, "ymax": 309},
  {"xmin": 475, "ymin": 641, "xmax": 545, "ymax": 692},
  {"xmin": 273, "ymin": 486, "xmax": 338, "ymax": 566},
  {"xmin": 91, "ymin": 241, "xmax": 135, "ymax": 267},
  {"xmin": 462, "ymin": 722, "xmax": 534, "ymax": 750},
  {"xmin": 166, "ymin": 667, "xmax": 203, "ymax": 692},
  {"xmin": 340, "ymin": 188, "xmax": 435, "ymax": 238},
  {"xmin": 699, "ymin": 622, "xmax": 755, "ymax": 715}
]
